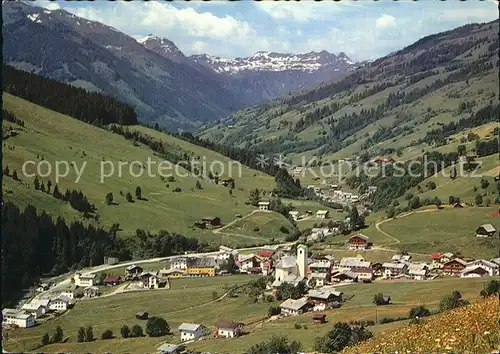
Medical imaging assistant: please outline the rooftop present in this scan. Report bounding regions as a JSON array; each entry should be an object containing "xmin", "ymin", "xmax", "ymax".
[
  {"xmin": 178, "ymin": 323, "xmax": 203, "ymax": 332},
  {"xmin": 279, "ymin": 297, "xmax": 310, "ymax": 311}
]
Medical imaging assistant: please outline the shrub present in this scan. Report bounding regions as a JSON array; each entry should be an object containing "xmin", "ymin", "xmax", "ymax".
[
  {"xmin": 409, "ymin": 305, "xmax": 431, "ymax": 318},
  {"xmin": 268, "ymin": 305, "xmax": 281, "ymax": 317},
  {"xmin": 294, "ymin": 323, "xmax": 302, "ymax": 329},
  {"xmin": 146, "ymin": 317, "xmax": 170, "ymax": 337},
  {"xmin": 173, "ymin": 187, "xmax": 182, "ymax": 193},
  {"xmin": 130, "ymin": 324, "xmax": 144, "ymax": 337},
  {"xmin": 101, "ymin": 330, "xmax": 113, "ymax": 340},
  {"xmin": 120, "ymin": 325, "xmax": 130, "ymax": 338}
]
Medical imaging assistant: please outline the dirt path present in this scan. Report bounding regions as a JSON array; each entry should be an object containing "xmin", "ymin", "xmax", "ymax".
[{"xmin": 213, "ymin": 210, "xmax": 260, "ymax": 233}]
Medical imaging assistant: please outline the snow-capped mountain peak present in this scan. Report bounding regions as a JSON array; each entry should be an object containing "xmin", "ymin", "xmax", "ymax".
[{"xmin": 137, "ymin": 34, "xmax": 186, "ymax": 63}]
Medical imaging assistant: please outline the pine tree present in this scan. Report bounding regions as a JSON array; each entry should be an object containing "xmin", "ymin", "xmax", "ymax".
[
  {"xmin": 41, "ymin": 182, "xmax": 46, "ymax": 192},
  {"xmin": 77, "ymin": 327, "xmax": 85, "ymax": 342},
  {"xmin": 12, "ymin": 170, "xmax": 18, "ymax": 180},
  {"xmin": 41, "ymin": 333, "xmax": 50, "ymax": 346},
  {"xmin": 126, "ymin": 192, "xmax": 133, "ymax": 202},
  {"xmin": 53, "ymin": 184, "xmax": 61, "ymax": 199},
  {"xmin": 3, "ymin": 165, "xmax": 9, "ymax": 176},
  {"xmin": 85, "ymin": 326, "xmax": 94, "ymax": 342},
  {"xmin": 196, "ymin": 180, "xmax": 202, "ymax": 189},
  {"xmin": 34, "ymin": 176, "xmax": 40, "ymax": 190},
  {"xmin": 105, "ymin": 192, "xmax": 113, "ymax": 205},
  {"xmin": 47, "ymin": 180, "xmax": 52, "ymax": 194},
  {"xmin": 135, "ymin": 186, "xmax": 142, "ymax": 199}
]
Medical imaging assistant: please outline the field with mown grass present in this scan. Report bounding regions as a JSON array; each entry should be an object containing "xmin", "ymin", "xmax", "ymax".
[{"xmin": 5, "ymin": 275, "xmax": 493, "ymax": 353}]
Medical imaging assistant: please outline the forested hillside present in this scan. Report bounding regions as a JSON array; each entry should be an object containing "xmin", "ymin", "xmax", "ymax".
[{"xmin": 200, "ymin": 20, "xmax": 499, "ymax": 163}]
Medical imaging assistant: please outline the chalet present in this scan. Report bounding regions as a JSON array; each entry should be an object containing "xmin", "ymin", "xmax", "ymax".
[
  {"xmin": 238, "ymin": 254, "xmax": 259, "ymax": 272},
  {"xmin": 49, "ymin": 296, "xmax": 70, "ymax": 311},
  {"xmin": 84, "ymin": 286, "xmax": 100, "ymax": 298},
  {"xmin": 316, "ymin": 210, "xmax": 330, "ymax": 219},
  {"xmin": 382, "ymin": 263, "xmax": 408, "ymax": 279},
  {"xmin": 61, "ymin": 284, "xmax": 83, "ymax": 299},
  {"xmin": 443, "ymin": 258, "xmax": 467, "ymax": 276},
  {"xmin": 74, "ymin": 273, "xmax": 98, "ymax": 287},
  {"xmin": 312, "ymin": 314, "xmax": 327, "ymax": 324},
  {"xmin": 440, "ymin": 253, "xmax": 455, "ymax": 263},
  {"xmin": 307, "ymin": 289, "xmax": 343, "ymax": 311},
  {"xmin": 279, "ymin": 297, "xmax": 312, "ymax": 316},
  {"xmin": 331, "ymin": 270, "xmax": 358, "ymax": 283},
  {"xmin": 463, "ymin": 260, "xmax": 498, "ymax": 276},
  {"xmin": 348, "ymin": 234, "xmax": 370, "ymax": 250},
  {"xmin": 261, "ymin": 259, "xmax": 273, "ymax": 276},
  {"xmin": 391, "ymin": 254, "xmax": 412, "ymax": 263},
  {"xmin": 308, "ymin": 261, "xmax": 332, "ymax": 287},
  {"xmin": 103, "ymin": 275, "xmax": 122, "ymax": 286},
  {"xmin": 408, "ymin": 264, "xmax": 429, "ymax": 280},
  {"xmin": 136, "ymin": 311, "xmax": 149, "ymax": 320},
  {"xmin": 186, "ymin": 257, "xmax": 217, "ymax": 277},
  {"xmin": 217, "ymin": 246, "xmax": 239, "ymax": 261},
  {"xmin": 125, "ymin": 265, "xmax": 143, "ymax": 277},
  {"xmin": 159, "ymin": 268, "xmax": 185, "ymax": 278},
  {"xmin": 178, "ymin": 323, "xmax": 205, "ymax": 342},
  {"xmin": 258, "ymin": 201, "xmax": 270, "ymax": 211},
  {"xmin": 202, "ymin": 216, "xmax": 221, "ymax": 229},
  {"xmin": 216, "ymin": 321, "xmax": 244, "ymax": 338},
  {"xmin": 491, "ymin": 257, "xmax": 500, "ymax": 267},
  {"xmin": 289, "ymin": 210, "xmax": 300, "ymax": 221},
  {"xmin": 460, "ymin": 266, "xmax": 490, "ymax": 278},
  {"xmin": 21, "ymin": 300, "xmax": 48, "ymax": 318},
  {"xmin": 259, "ymin": 249, "xmax": 275, "ymax": 259},
  {"xmin": 157, "ymin": 343, "xmax": 181, "ymax": 354},
  {"xmin": 476, "ymin": 224, "xmax": 497, "ymax": 237},
  {"xmin": 2, "ymin": 309, "xmax": 35, "ymax": 328},
  {"xmin": 352, "ymin": 267, "xmax": 374, "ymax": 282},
  {"xmin": 338, "ymin": 257, "xmax": 371, "ymax": 271}
]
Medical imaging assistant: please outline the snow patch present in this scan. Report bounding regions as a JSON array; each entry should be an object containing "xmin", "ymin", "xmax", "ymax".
[{"xmin": 27, "ymin": 14, "xmax": 39, "ymax": 22}]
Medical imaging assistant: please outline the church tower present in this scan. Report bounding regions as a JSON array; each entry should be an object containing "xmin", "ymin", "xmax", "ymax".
[{"xmin": 296, "ymin": 244, "xmax": 308, "ymax": 278}]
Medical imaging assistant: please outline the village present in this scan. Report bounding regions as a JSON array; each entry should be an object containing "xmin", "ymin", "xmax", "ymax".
[{"xmin": 3, "ymin": 217, "xmax": 499, "ymax": 353}]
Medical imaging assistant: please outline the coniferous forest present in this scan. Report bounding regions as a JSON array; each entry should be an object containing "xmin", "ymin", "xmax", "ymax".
[{"xmin": 3, "ymin": 65, "xmax": 137, "ymax": 126}]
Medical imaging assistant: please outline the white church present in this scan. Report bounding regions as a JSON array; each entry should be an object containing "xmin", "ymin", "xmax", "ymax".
[{"xmin": 272, "ymin": 244, "xmax": 308, "ymax": 288}]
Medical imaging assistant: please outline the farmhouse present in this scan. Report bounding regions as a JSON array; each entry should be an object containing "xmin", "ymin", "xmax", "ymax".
[
  {"xmin": 408, "ymin": 264, "xmax": 429, "ymax": 280},
  {"xmin": 157, "ymin": 343, "xmax": 181, "ymax": 354},
  {"xmin": 307, "ymin": 289, "xmax": 342, "ymax": 311},
  {"xmin": 476, "ymin": 224, "xmax": 497, "ymax": 237},
  {"xmin": 463, "ymin": 260, "xmax": 498, "ymax": 276},
  {"xmin": 258, "ymin": 201, "xmax": 270, "ymax": 211},
  {"xmin": 216, "ymin": 321, "xmax": 244, "ymax": 338},
  {"xmin": 338, "ymin": 257, "xmax": 371, "ymax": 271},
  {"xmin": 238, "ymin": 254, "xmax": 259, "ymax": 272},
  {"xmin": 460, "ymin": 266, "xmax": 490, "ymax": 278},
  {"xmin": 125, "ymin": 265, "xmax": 143, "ymax": 277},
  {"xmin": 382, "ymin": 262, "xmax": 408, "ymax": 279},
  {"xmin": 74, "ymin": 272, "xmax": 98, "ymax": 287},
  {"xmin": 308, "ymin": 261, "xmax": 332, "ymax": 287},
  {"xmin": 49, "ymin": 296, "xmax": 70, "ymax": 311},
  {"xmin": 139, "ymin": 271, "xmax": 169, "ymax": 289},
  {"xmin": 103, "ymin": 275, "xmax": 122, "ymax": 286},
  {"xmin": 316, "ymin": 210, "xmax": 330, "ymax": 219},
  {"xmin": 178, "ymin": 323, "xmax": 205, "ymax": 341},
  {"xmin": 217, "ymin": 245, "xmax": 239, "ymax": 261},
  {"xmin": 201, "ymin": 216, "xmax": 221, "ymax": 229},
  {"xmin": 440, "ymin": 253, "xmax": 455, "ymax": 263},
  {"xmin": 391, "ymin": 254, "xmax": 412, "ymax": 263},
  {"xmin": 331, "ymin": 270, "xmax": 359, "ymax": 283},
  {"xmin": 61, "ymin": 284, "xmax": 83, "ymax": 299},
  {"xmin": 159, "ymin": 268, "xmax": 185, "ymax": 278},
  {"xmin": 443, "ymin": 258, "xmax": 467, "ymax": 275},
  {"xmin": 21, "ymin": 300, "xmax": 48, "ymax": 318},
  {"xmin": 352, "ymin": 267, "xmax": 375, "ymax": 282},
  {"xmin": 186, "ymin": 257, "xmax": 217, "ymax": 277},
  {"xmin": 84, "ymin": 286, "xmax": 100, "ymax": 298},
  {"xmin": 279, "ymin": 297, "xmax": 312, "ymax": 316},
  {"xmin": 103, "ymin": 256, "xmax": 119, "ymax": 265},
  {"xmin": 348, "ymin": 234, "xmax": 370, "ymax": 250},
  {"xmin": 2, "ymin": 309, "xmax": 35, "ymax": 328}
]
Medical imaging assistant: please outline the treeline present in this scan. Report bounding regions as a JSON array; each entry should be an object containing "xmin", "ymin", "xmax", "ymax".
[
  {"xmin": 273, "ymin": 168, "xmax": 304, "ymax": 198},
  {"xmin": 476, "ymin": 138, "xmax": 498, "ymax": 157},
  {"xmin": 420, "ymin": 104, "xmax": 500, "ymax": 145},
  {"xmin": 2, "ymin": 202, "xmax": 212, "ymax": 306},
  {"xmin": 3, "ymin": 65, "xmax": 137, "ymax": 126},
  {"xmin": 3, "ymin": 109, "xmax": 25, "ymax": 127},
  {"xmin": 294, "ymin": 101, "xmax": 342, "ymax": 132}
]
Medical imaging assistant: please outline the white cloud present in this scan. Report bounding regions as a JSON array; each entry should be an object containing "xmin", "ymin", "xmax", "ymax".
[
  {"xmin": 376, "ymin": 14, "xmax": 396, "ymax": 29},
  {"xmin": 44, "ymin": 2, "xmax": 60, "ymax": 11},
  {"xmin": 438, "ymin": 8, "xmax": 499, "ymax": 23},
  {"xmin": 256, "ymin": 1, "xmax": 351, "ymax": 22},
  {"xmin": 191, "ymin": 41, "xmax": 208, "ymax": 54}
]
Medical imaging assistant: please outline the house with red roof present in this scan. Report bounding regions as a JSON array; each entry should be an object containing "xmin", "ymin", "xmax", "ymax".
[{"xmin": 348, "ymin": 234, "xmax": 370, "ymax": 250}]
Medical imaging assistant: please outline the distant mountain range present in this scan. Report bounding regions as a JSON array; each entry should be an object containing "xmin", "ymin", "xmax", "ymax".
[{"xmin": 2, "ymin": 1, "xmax": 360, "ymax": 130}]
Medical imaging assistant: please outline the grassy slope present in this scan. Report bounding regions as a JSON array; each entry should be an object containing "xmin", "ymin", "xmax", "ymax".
[
  {"xmin": 5, "ymin": 276, "xmax": 492, "ymax": 353},
  {"xmin": 1, "ymin": 93, "xmax": 297, "ymax": 247}
]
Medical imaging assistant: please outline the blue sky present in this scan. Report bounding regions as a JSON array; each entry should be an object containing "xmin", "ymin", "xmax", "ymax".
[{"xmin": 42, "ymin": 0, "xmax": 499, "ymax": 61}]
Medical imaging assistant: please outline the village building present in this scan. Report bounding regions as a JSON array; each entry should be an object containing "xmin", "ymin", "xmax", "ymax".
[
  {"xmin": 103, "ymin": 275, "xmax": 122, "ymax": 286},
  {"xmin": 289, "ymin": 210, "xmax": 300, "ymax": 221},
  {"xmin": 238, "ymin": 254, "xmax": 259, "ymax": 273},
  {"xmin": 476, "ymin": 224, "xmax": 497, "ymax": 237},
  {"xmin": 258, "ymin": 201, "xmax": 270, "ymax": 211},
  {"xmin": 331, "ymin": 270, "xmax": 359, "ymax": 283},
  {"xmin": 157, "ymin": 343, "xmax": 181, "ymax": 354},
  {"xmin": 103, "ymin": 256, "xmax": 119, "ymax": 265},
  {"xmin": 2, "ymin": 309, "xmax": 36, "ymax": 328},
  {"xmin": 159, "ymin": 268, "xmax": 185, "ymax": 278},
  {"xmin": 408, "ymin": 263, "xmax": 429, "ymax": 280},
  {"xmin": 217, "ymin": 246, "xmax": 239, "ymax": 261},
  {"xmin": 316, "ymin": 210, "xmax": 330, "ymax": 219},
  {"xmin": 307, "ymin": 289, "xmax": 342, "ymax": 311},
  {"xmin": 273, "ymin": 245, "xmax": 308, "ymax": 288},
  {"xmin": 84, "ymin": 286, "xmax": 100, "ymax": 298},
  {"xmin": 74, "ymin": 272, "xmax": 98, "ymax": 287},
  {"xmin": 279, "ymin": 297, "xmax": 312, "ymax": 316},
  {"xmin": 61, "ymin": 284, "xmax": 83, "ymax": 299},
  {"xmin": 49, "ymin": 296, "xmax": 70, "ymax": 311},
  {"xmin": 352, "ymin": 267, "xmax": 375, "ymax": 282},
  {"xmin": 171, "ymin": 257, "xmax": 189, "ymax": 270},
  {"xmin": 308, "ymin": 261, "xmax": 332, "ymax": 287},
  {"xmin": 338, "ymin": 257, "xmax": 371, "ymax": 272},
  {"xmin": 440, "ymin": 253, "xmax": 456, "ymax": 264},
  {"xmin": 462, "ymin": 260, "xmax": 498, "ymax": 276},
  {"xmin": 178, "ymin": 323, "xmax": 205, "ymax": 341},
  {"xmin": 382, "ymin": 262, "xmax": 408, "ymax": 279},
  {"xmin": 491, "ymin": 257, "xmax": 500, "ymax": 267},
  {"xmin": 391, "ymin": 254, "xmax": 412, "ymax": 263},
  {"xmin": 443, "ymin": 258, "xmax": 467, "ymax": 276},
  {"xmin": 312, "ymin": 313, "xmax": 327, "ymax": 323},
  {"xmin": 348, "ymin": 234, "xmax": 370, "ymax": 250},
  {"xmin": 125, "ymin": 265, "xmax": 144, "ymax": 278},
  {"xmin": 373, "ymin": 157, "xmax": 395, "ymax": 164},
  {"xmin": 186, "ymin": 257, "xmax": 217, "ymax": 277},
  {"xmin": 21, "ymin": 300, "xmax": 49, "ymax": 318},
  {"xmin": 138, "ymin": 271, "xmax": 169, "ymax": 289},
  {"xmin": 201, "ymin": 216, "xmax": 221, "ymax": 229},
  {"xmin": 460, "ymin": 266, "xmax": 490, "ymax": 278},
  {"xmin": 215, "ymin": 321, "xmax": 244, "ymax": 338}
]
